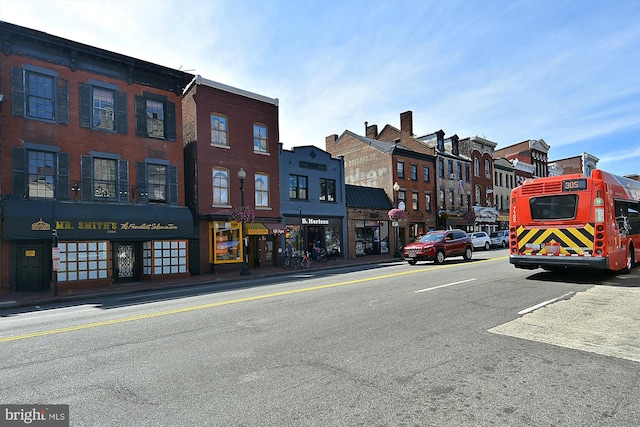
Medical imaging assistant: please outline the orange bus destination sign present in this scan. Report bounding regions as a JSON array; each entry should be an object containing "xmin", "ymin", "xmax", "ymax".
[{"xmin": 562, "ymin": 178, "xmax": 587, "ymax": 192}]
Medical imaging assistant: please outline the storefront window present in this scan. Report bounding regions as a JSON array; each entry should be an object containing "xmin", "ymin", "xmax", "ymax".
[
  {"xmin": 286, "ymin": 225, "xmax": 303, "ymax": 254},
  {"xmin": 143, "ymin": 240, "xmax": 188, "ymax": 275},
  {"xmin": 212, "ymin": 221, "xmax": 241, "ymax": 263},
  {"xmin": 355, "ymin": 220, "xmax": 388, "ymax": 255},
  {"xmin": 379, "ymin": 222, "xmax": 389, "ymax": 254},
  {"xmin": 57, "ymin": 241, "xmax": 108, "ymax": 281},
  {"xmin": 324, "ymin": 226, "xmax": 341, "ymax": 256}
]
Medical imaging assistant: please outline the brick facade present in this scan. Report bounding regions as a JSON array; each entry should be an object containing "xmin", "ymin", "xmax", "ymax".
[
  {"xmin": 182, "ymin": 76, "xmax": 281, "ymax": 274},
  {"xmin": 0, "ymin": 22, "xmax": 193, "ymax": 293}
]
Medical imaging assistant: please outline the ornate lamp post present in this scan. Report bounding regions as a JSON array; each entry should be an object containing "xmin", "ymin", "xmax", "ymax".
[
  {"xmin": 393, "ymin": 182, "xmax": 401, "ymax": 257},
  {"xmin": 238, "ymin": 168, "xmax": 251, "ymax": 276}
]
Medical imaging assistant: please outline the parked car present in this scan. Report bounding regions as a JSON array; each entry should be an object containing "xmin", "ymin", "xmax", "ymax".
[
  {"xmin": 469, "ymin": 231, "xmax": 491, "ymax": 250},
  {"xmin": 490, "ymin": 230, "xmax": 510, "ymax": 248},
  {"xmin": 403, "ymin": 229, "xmax": 473, "ymax": 265}
]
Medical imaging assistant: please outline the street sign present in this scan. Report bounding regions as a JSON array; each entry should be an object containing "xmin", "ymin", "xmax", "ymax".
[{"xmin": 52, "ymin": 247, "xmax": 61, "ymax": 271}]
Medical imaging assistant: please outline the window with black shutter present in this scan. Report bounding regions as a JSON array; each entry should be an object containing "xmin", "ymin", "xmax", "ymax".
[
  {"xmin": 12, "ymin": 145, "xmax": 68, "ymax": 200},
  {"xmin": 135, "ymin": 92, "xmax": 176, "ymax": 141},
  {"xmin": 80, "ymin": 154, "xmax": 129, "ymax": 201},
  {"xmin": 11, "ymin": 65, "xmax": 68, "ymax": 124},
  {"xmin": 136, "ymin": 161, "xmax": 178, "ymax": 205},
  {"xmin": 79, "ymin": 81, "xmax": 127, "ymax": 134}
]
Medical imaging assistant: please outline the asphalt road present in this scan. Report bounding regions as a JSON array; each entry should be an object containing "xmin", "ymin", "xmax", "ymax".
[{"xmin": 1, "ymin": 249, "xmax": 638, "ymax": 426}]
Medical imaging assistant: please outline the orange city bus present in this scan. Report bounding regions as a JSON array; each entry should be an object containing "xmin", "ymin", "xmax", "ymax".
[{"xmin": 509, "ymin": 169, "xmax": 640, "ymax": 272}]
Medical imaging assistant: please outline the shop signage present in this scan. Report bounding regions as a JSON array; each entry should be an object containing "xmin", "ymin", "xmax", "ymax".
[
  {"xmin": 301, "ymin": 218, "xmax": 329, "ymax": 225},
  {"xmin": 3, "ymin": 200, "xmax": 193, "ymax": 240},
  {"xmin": 38, "ymin": 220, "xmax": 180, "ymax": 233},
  {"xmin": 31, "ymin": 218, "xmax": 51, "ymax": 231}
]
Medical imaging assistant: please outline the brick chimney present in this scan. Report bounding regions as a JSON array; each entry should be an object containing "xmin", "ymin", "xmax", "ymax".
[
  {"xmin": 325, "ymin": 134, "xmax": 338, "ymax": 153},
  {"xmin": 365, "ymin": 122, "xmax": 378, "ymax": 139},
  {"xmin": 400, "ymin": 111, "xmax": 413, "ymax": 144}
]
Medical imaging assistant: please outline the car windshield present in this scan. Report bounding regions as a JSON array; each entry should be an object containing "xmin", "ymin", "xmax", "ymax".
[
  {"xmin": 418, "ymin": 233, "xmax": 444, "ymax": 243},
  {"xmin": 490, "ymin": 232, "xmax": 501, "ymax": 238}
]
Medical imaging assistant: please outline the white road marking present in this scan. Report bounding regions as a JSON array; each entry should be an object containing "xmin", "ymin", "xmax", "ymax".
[
  {"xmin": 414, "ymin": 278, "xmax": 476, "ymax": 293},
  {"xmin": 517, "ymin": 292, "xmax": 575, "ymax": 315},
  {"xmin": 0, "ymin": 306, "xmax": 99, "ymax": 324}
]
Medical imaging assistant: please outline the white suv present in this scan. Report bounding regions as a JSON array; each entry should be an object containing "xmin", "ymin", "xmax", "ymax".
[{"xmin": 490, "ymin": 230, "xmax": 509, "ymax": 248}]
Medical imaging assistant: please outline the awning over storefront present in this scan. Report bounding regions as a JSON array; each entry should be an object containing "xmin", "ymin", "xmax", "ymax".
[
  {"xmin": 265, "ymin": 223, "xmax": 286, "ymax": 235},
  {"xmin": 244, "ymin": 222, "xmax": 269, "ymax": 236},
  {"xmin": 474, "ymin": 206, "xmax": 499, "ymax": 224},
  {"xmin": 1, "ymin": 200, "xmax": 193, "ymax": 240}
]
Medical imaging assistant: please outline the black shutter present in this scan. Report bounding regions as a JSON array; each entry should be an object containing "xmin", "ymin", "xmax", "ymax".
[
  {"xmin": 165, "ymin": 101, "xmax": 176, "ymax": 141},
  {"xmin": 136, "ymin": 162, "xmax": 148, "ymax": 203},
  {"xmin": 80, "ymin": 156, "xmax": 93, "ymax": 201},
  {"xmin": 118, "ymin": 159, "xmax": 129, "ymax": 202},
  {"xmin": 135, "ymin": 95, "xmax": 147, "ymax": 137},
  {"xmin": 168, "ymin": 165, "xmax": 178, "ymax": 205},
  {"xmin": 12, "ymin": 147, "xmax": 26, "ymax": 199},
  {"xmin": 57, "ymin": 153, "xmax": 70, "ymax": 200},
  {"xmin": 56, "ymin": 78, "xmax": 69, "ymax": 125},
  {"xmin": 116, "ymin": 91, "xmax": 128, "ymax": 135},
  {"xmin": 11, "ymin": 67, "xmax": 25, "ymax": 117},
  {"xmin": 79, "ymin": 82, "xmax": 91, "ymax": 128}
]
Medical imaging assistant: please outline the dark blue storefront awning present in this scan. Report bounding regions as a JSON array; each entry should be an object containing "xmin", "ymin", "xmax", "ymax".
[{"xmin": 1, "ymin": 200, "xmax": 194, "ymax": 240}]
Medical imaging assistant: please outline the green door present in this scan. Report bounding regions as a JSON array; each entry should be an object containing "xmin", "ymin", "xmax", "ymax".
[{"xmin": 16, "ymin": 242, "xmax": 47, "ymax": 291}]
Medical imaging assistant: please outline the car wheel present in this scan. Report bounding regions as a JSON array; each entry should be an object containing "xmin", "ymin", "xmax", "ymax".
[
  {"xmin": 484, "ymin": 242, "xmax": 490, "ymax": 251},
  {"xmin": 502, "ymin": 240, "xmax": 508, "ymax": 248},
  {"xmin": 434, "ymin": 251, "xmax": 445, "ymax": 264},
  {"xmin": 407, "ymin": 260, "xmax": 417, "ymax": 265},
  {"xmin": 463, "ymin": 247, "xmax": 473, "ymax": 260}
]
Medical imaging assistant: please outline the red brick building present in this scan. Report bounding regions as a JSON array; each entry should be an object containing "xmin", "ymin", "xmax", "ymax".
[
  {"xmin": 326, "ymin": 111, "xmax": 437, "ymax": 248},
  {"xmin": 459, "ymin": 135, "xmax": 499, "ymax": 232},
  {"xmin": 548, "ymin": 152, "xmax": 599, "ymax": 177},
  {"xmin": 494, "ymin": 139, "xmax": 550, "ymax": 185},
  {"xmin": 0, "ymin": 22, "xmax": 194, "ymax": 293},
  {"xmin": 182, "ymin": 76, "xmax": 281, "ymax": 274}
]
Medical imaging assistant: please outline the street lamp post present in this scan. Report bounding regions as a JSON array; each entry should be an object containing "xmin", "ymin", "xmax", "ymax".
[
  {"xmin": 238, "ymin": 168, "xmax": 251, "ymax": 276},
  {"xmin": 393, "ymin": 181, "xmax": 400, "ymax": 258}
]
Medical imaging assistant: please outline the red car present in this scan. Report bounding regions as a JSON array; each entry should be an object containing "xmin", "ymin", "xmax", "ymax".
[{"xmin": 403, "ymin": 229, "xmax": 473, "ymax": 265}]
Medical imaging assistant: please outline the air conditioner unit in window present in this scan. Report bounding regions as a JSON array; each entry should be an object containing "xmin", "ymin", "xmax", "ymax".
[{"xmin": 449, "ymin": 174, "xmax": 457, "ymax": 180}]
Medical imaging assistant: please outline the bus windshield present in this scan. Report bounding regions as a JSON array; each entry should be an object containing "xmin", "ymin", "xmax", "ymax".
[{"xmin": 529, "ymin": 194, "xmax": 578, "ymax": 220}]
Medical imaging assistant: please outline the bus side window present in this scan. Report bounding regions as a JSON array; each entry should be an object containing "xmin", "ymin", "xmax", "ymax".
[{"xmin": 628, "ymin": 204, "xmax": 640, "ymax": 235}]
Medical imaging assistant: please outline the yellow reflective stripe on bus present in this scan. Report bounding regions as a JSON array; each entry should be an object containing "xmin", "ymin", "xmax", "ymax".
[{"xmin": 516, "ymin": 224, "xmax": 594, "ymax": 255}]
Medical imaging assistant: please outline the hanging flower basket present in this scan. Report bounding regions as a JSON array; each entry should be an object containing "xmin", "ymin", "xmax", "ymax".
[
  {"xmin": 231, "ymin": 206, "xmax": 255, "ymax": 223},
  {"xmin": 388, "ymin": 208, "xmax": 407, "ymax": 221}
]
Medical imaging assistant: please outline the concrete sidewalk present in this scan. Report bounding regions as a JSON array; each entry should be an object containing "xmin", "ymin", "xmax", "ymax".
[{"xmin": 0, "ymin": 254, "xmax": 398, "ymax": 309}]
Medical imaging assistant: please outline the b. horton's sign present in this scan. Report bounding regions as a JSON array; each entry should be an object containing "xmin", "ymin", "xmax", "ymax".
[{"xmin": 31, "ymin": 219, "xmax": 178, "ymax": 234}]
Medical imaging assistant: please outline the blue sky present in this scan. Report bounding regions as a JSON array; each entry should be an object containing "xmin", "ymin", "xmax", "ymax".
[{"xmin": 2, "ymin": 0, "xmax": 639, "ymax": 176}]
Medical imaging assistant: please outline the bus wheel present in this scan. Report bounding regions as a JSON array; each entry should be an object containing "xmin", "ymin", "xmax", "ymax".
[{"xmin": 624, "ymin": 245, "xmax": 635, "ymax": 273}]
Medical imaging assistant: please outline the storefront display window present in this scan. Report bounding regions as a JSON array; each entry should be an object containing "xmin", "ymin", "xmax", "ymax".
[
  {"xmin": 212, "ymin": 221, "xmax": 242, "ymax": 263},
  {"xmin": 57, "ymin": 241, "xmax": 108, "ymax": 282},
  {"xmin": 286, "ymin": 225, "xmax": 303, "ymax": 253},
  {"xmin": 355, "ymin": 220, "xmax": 389, "ymax": 255},
  {"xmin": 324, "ymin": 226, "xmax": 341, "ymax": 256},
  {"xmin": 143, "ymin": 240, "xmax": 188, "ymax": 275}
]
